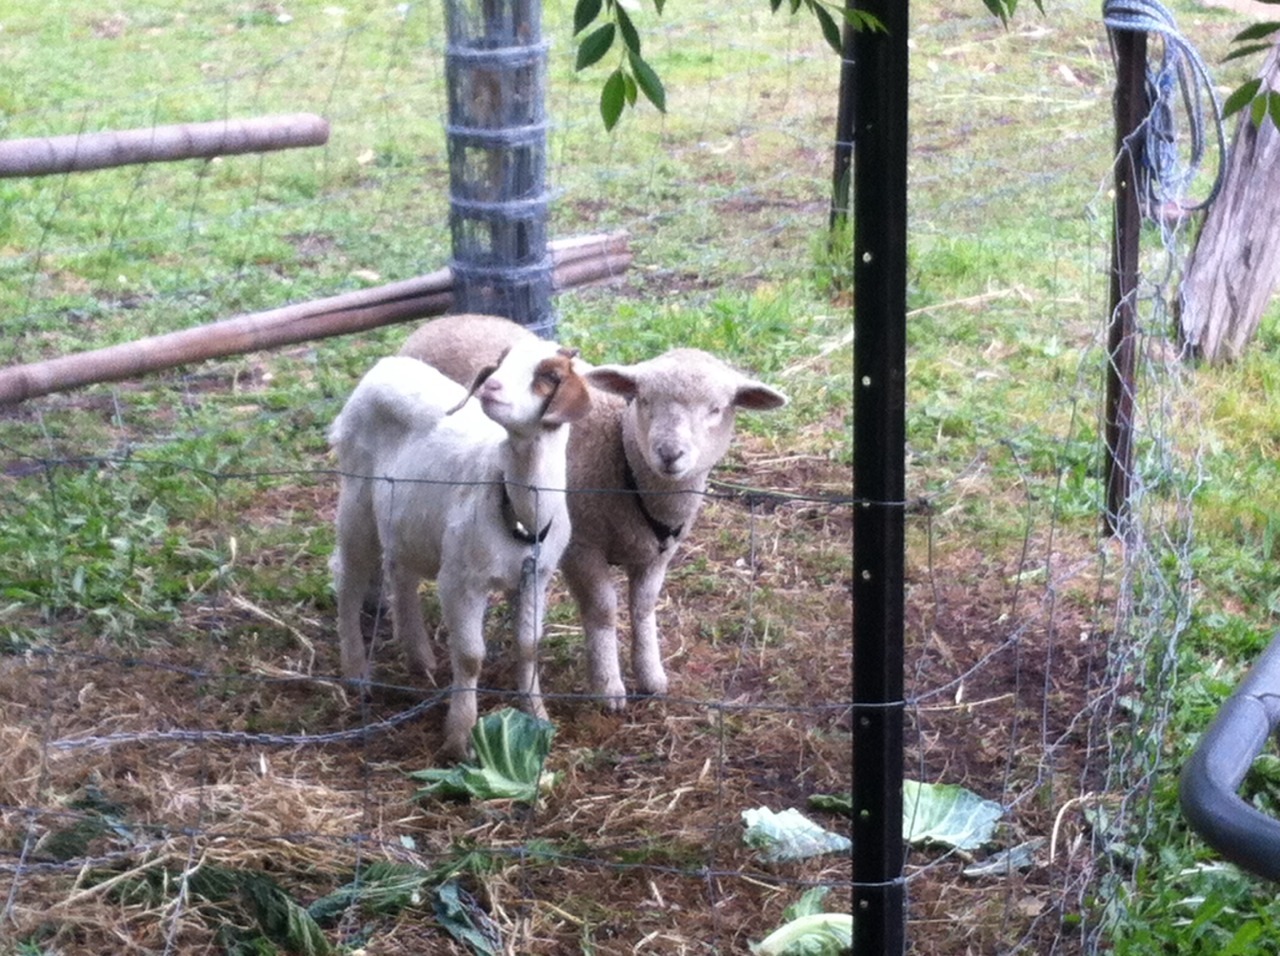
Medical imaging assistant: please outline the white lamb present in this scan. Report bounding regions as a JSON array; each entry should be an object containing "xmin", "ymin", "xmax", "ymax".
[
  {"xmin": 399, "ymin": 314, "xmax": 789, "ymax": 711},
  {"xmin": 329, "ymin": 340, "xmax": 617, "ymax": 761}
]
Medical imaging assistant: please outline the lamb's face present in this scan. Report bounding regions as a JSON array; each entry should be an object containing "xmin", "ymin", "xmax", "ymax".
[
  {"xmin": 633, "ymin": 379, "xmax": 733, "ymax": 480},
  {"xmin": 474, "ymin": 341, "xmax": 590, "ymax": 431},
  {"xmin": 626, "ymin": 350, "xmax": 789, "ymax": 482}
]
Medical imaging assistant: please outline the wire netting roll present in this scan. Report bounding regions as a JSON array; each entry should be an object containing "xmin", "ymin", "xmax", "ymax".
[{"xmin": 444, "ymin": 0, "xmax": 553, "ymax": 335}]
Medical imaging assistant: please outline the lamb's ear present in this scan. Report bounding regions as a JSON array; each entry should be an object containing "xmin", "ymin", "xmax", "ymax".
[
  {"xmin": 446, "ymin": 347, "xmax": 510, "ymax": 415},
  {"xmin": 733, "ymin": 380, "xmax": 788, "ymax": 411},
  {"xmin": 582, "ymin": 365, "xmax": 640, "ymax": 401},
  {"xmin": 541, "ymin": 372, "xmax": 592, "ymax": 426}
]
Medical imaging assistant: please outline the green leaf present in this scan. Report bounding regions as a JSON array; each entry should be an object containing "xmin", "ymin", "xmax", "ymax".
[
  {"xmin": 903, "ymin": 779, "xmax": 1003, "ymax": 851},
  {"xmin": 623, "ymin": 68, "xmax": 638, "ymax": 106},
  {"xmin": 572, "ymin": 0, "xmax": 603, "ymax": 35},
  {"xmin": 741, "ymin": 806, "xmax": 853, "ymax": 862},
  {"xmin": 960, "ymin": 838, "xmax": 1045, "ymax": 878},
  {"xmin": 1222, "ymin": 77, "xmax": 1262, "ymax": 118},
  {"xmin": 308, "ymin": 862, "xmax": 433, "ymax": 922},
  {"xmin": 845, "ymin": 8, "xmax": 885, "ymax": 31},
  {"xmin": 983, "ymin": 0, "xmax": 1012, "ymax": 25},
  {"xmin": 575, "ymin": 23, "xmax": 616, "ymax": 72},
  {"xmin": 807, "ymin": 792, "xmax": 853, "ymax": 817},
  {"xmin": 1252, "ymin": 90, "xmax": 1269, "ymax": 128},
  {"xmin": 434, "ymin": 881, "xmax": 502, "ymax": 956},
  {"xmin": 600, "ymin": 68, "xmax": 627, "ymax": 130},
  {"xmin": 1224, "ymin": 41, "xmax": 1279, "ymax": 64},
  {"xmin": 40, "ymin": 816, "xmax": 115, "ymax": 862},
  {"xmin": 628, "ymin": 50, "xmax": 667, "ymax": 113},
  {"xmin": 1269, "ymin": 91, "xmax": 1280, "ymax": 132},
  {"xmin": 241, "ymin": 872, "xmax": 333, "ymax": 956},
  {"xmin": 1222, "ymin": 920, "xmax": 1265, "ymax": 956},
  {"xmin": 749, "ymin": 912, "xmax": 854, "ymax": 956},
  {"xmin": 615, "ymin": 3, "xmax": 641, "ymax": 54},
  {"xmin": 783, "ymin": 887, "xmax": 831, "ymax": 922},
  {"xmin": 410, "ymin": 708, "xmax": 557, "ymax": 803},
  {"xmin": 807, "ymin": 1, "xmax": 843, "ymax": 55},
  {"xmin": 1231, "ymin": 20, "xmax": 1280, "ymax": 43}
]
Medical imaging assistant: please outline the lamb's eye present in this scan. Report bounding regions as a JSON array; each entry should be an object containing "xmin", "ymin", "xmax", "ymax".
[{"xmin": 708, "ymin": 405, "xmax": 723, "ymax": 418}]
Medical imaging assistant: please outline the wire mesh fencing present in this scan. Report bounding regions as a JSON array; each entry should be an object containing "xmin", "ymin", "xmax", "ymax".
[
  {"xmin": 899, "ymin": 1, "xmax": 1230, "ymax": 952},
  {"xmin": 4, "ymin": 0, "xmax": 1245, "ymax": 951},
  {"xmin": 0, "ymin": 2, "xmax": 852, "ymax": 953}
]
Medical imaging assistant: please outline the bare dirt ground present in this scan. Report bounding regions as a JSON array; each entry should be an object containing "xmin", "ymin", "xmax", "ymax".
[
  {"xmin": 901, "ymin": 529, "xmax": 1118, "ymax": 955},
  {"xmin": 0, "ymin": 433, "xmax": 853, "ymax": 954}
]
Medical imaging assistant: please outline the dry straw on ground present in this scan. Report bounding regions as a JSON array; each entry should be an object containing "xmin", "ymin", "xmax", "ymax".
[{"xmin": 0, "ymin": 429, "xmax": 853, "ymax": 955}]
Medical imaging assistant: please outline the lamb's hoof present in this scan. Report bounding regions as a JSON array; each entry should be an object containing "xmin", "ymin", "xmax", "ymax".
[
  {"xmin": 595, "ymin": 684, "xmax": 629, "ymax": 713},
  {"xmin": 635, "ymin": 669, "xmax": 669, "ymax": 699},
  {"xmin": 340, "ymin": 674, "xmax": 374, "ymax": 702},
  {"xmin": 522, "ymin": 701, "xmax": 550, "ymax": 723},
  {"xmin": 406, "ymin": 655, "xmax": 437, "ymax": 678},
  {"xmin": 436, "ymin": 737, "xmax": 473, "ymax": 766}
]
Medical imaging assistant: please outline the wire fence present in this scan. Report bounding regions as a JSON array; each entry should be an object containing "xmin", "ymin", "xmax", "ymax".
[
  {"xmin": 1, "ymin": 0, "xmax": 1246, "ymax": 952},
  {"xmin": 0, "ymin": 3, "xmax": 852, "ymax": 953},
  {"xmin": 896, "ymin": 2, "xmax": 1228, "ymax": 952}
]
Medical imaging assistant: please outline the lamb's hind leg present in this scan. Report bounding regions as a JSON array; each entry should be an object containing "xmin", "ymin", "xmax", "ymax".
[
  {"xmin": 333, "ymin": 483, "xmax": 380, "ymax": 683},
  {"xmin": 385, "ymin": 557, "xmax": 436, "ymax": 676},
  {"xmin": 562, "ymin": 547, "xmax": 627, "ymax": 711}
]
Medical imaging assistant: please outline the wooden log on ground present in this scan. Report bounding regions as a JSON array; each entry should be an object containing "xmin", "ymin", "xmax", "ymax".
[
  {"xmin": 0, "ymin": 231, "xmax": 631, "ymax": 406},
  {"xmin": 0, "ymin": 114, "xmax": 331, "ymax": 178}
]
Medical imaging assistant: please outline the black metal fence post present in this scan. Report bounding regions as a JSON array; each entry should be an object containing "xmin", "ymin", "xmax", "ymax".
[
  {"xmin": 1104, "ymin": 27, "xmax": 1146, "ymax": 537},
  {"xmin": 852, "ymin": 2, "xmax": 908, "ymax": 954}
]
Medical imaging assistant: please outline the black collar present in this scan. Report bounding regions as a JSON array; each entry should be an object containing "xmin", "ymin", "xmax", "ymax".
[
  {"xmin": 501, "ymin": 485, "xmax": 553, "ymax": 545},
  {"xmin": 623, "ymin": 455, "xmax": 683, "ymax": 551}
]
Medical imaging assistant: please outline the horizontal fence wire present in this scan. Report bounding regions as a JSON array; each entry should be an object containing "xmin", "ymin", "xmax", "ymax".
[{"xmin": 0, "ymin": 443, "xmax": 853, "ymax": 952}]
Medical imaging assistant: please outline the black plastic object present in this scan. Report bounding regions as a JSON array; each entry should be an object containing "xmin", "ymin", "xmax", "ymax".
[
  {"xmin": 1180, "ymin": 631, "xmax": 1280, "ymax": 881},
  {"xmin": 443, "ymin": 0, "xmax": 554, "ymax": 336}
]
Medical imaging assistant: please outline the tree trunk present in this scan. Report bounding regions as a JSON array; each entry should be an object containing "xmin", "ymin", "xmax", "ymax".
[{"xmin": 1180, "ymin": 44, "xmax": 1280, "ymax": 364}]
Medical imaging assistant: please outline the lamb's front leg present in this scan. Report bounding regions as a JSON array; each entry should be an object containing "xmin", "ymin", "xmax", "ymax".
[
  {"xmin": 628, "ymin": 556, "xmax": 675, "ymax": 698},
  {"xmin": 511, "ymin": 571, "xmax": 550, "ymax": 722},
  {"xmin": 437, "ymin": 577, "xmax": 488, "ymax": 763}
]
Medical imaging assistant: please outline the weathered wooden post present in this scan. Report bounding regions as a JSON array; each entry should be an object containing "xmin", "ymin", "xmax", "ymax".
[
  {"xmin": 443, "ymin": 0, "xmax": 554, "ymax": 336},
  {"xmin": 1179, "ymin": 44, "xmax": 1280, "ymax": 364},
  {"xmin": 1104, "ymin": 27, "xmax": 1146, "ymax": 538},
  {"xmin": 0, "ymin": 114, "xmax": 330, "ymax": 178}
]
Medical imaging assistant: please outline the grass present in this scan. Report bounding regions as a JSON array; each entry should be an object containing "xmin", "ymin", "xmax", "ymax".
[
  {"xmin": 0, "ymin": 2, "xmax": 852, "ymax": 954},
  {"xmin": 14, "ymin": 0, "xmax": 1280, "ymax": 951},
  {"xmin": 899, "ymin": 2, "xmax": 1280, "ymax": 953}
]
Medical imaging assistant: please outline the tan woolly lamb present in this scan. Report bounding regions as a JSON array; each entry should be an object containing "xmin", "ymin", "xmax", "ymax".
[{"xmin": 398, "ymin": 313, "xmax": 788, "ymax": 711}]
